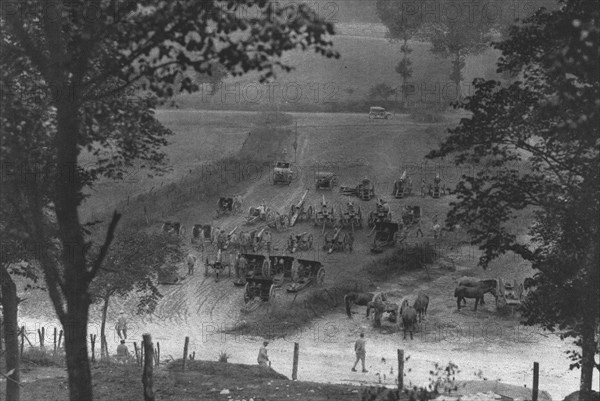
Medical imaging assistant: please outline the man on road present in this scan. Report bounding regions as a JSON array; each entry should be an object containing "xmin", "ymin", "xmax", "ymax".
[
  {"xmin": 186, "ymin": 252, "xmax": 197, "ymax": 276},
  {"xmin": 352, "ymin": 333, "xmax": 368, "ymax": 373},
  {"xmin": 257, "ymin": 341, "xmax": 270, "ymax": 367}
]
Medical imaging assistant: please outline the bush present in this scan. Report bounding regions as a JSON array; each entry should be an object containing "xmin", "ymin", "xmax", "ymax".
[
  {"xmin": 218, "ymin": 351, "xmax": 230, "ymax": 363},
  {"xmin": 365, "ymin": 243, "xmax": 437, "ymax": 279},
  {"xmin": 21, "ymin": 347, "xmax": 65, "ymax": 367}
]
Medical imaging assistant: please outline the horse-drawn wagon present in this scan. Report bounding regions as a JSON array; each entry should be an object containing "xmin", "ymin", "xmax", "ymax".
[
  {"xmin": 287, "ymin": 259, "xmax": 325, "ymax": 292},
  {"xmin": 269, "ymin": 256, "xmax": 295, "ymax": 286},
  {"xmin": 243, "ymin": 277, "xmax": 277, "ymax": 305},
  {"xmin": 370, "ymin": 222, "xmax": 400, "ymax": 253},
  {"xmin": 162, "ymin": 222, "xmax": 185, "ymax": 236},
  {"xmin": 393, "ymin": 171, "xmax": 412, "ymax": 198},
  {"xmin": 287, "ymin": 232, "xmax": 313, "ymax": 253},
  {"xmin": 273, "ymin": 161, "xmax": 293, "ymax": 185},
  {"xmin": 339, "ymin": 202, "xmax": 363, "ymax": 230},
  {"xmin": 368, "ymin": 199, "xmax": 392, "ymax": 228},
  {"xmin": 315, "ymin": 171, "xmax": 338, "ymax": 190},
  {"xmin": 496, "ymin": 278, "xmax": 525, "ymax": 313},
  {"xmin": 236, "ymin": 253, "xmax": 272, "ymax": 280}
]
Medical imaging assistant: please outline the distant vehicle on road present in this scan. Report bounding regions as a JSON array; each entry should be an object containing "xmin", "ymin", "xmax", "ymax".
[{"xmin": 369, "ymin": 106, "xmax": 393, "ymax": 120}]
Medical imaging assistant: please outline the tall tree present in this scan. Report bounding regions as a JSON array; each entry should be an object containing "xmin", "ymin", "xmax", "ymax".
[
  {"xmin": 368, "ymin": 83, "xmax": 397, "ymax": 101},
  {"xmin": 427, "ymin": 1, "xmax": 599, "ymax": 399},
  {"xmin": 1, "ymin": 1, "xmax": 337, "ymax": 400},
  {"xmin": 376, "ymin": 0, "xmax": 423, "ymax": 106},
  {"xmin": 89, "ymin": 230, "xmax": 182, "ymax": 359}
]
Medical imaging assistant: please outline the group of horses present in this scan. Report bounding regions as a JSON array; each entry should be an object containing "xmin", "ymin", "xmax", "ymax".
[
  {"xmin": 344, "ymin": 291, "xmax": 429, "ymax": 340},
  {"xmin": 343, "ymin": 277, "xmax": 499, "ymax": 339}
]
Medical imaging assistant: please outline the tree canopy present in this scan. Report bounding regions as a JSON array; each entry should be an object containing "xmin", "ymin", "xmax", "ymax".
[
  {"xmin": 1, "ymin": 1, "xmax": 338, "ymax": 400},
  {"xmin": 427, "ymin": 0, "xmax": 599, "ymax": 398}
]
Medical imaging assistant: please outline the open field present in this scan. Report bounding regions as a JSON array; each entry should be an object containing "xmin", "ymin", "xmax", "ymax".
[
  {"xmin": 18, "ymin": 109, "xmax": 598, "ymax": 400},
  {"xmin": 173, "ymin": 25, "xmax": 502, "ymax": 111}
]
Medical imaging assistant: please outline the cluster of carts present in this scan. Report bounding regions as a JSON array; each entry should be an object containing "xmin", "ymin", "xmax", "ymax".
[{"xmin": 233, "ymin": 254, "xmax": 325, "ymax": 310}]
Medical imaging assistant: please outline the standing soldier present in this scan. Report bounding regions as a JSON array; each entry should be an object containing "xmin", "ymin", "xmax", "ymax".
[
  {"xmin": 236, "ymin": 253, "xmax": 248, "ymax": 282},
  {"xmin": 263, "ymin": 230, "xmax": 272, "ymax": 253},
  {"xmin": 115, "ymin": 311, "xmax": 128, "ymax": 340},
  {"xmin": 186, "ymin": 252, "xmax": 197, "ymax": 276},
  {"xmin": 257, "ymin": 341, "xmax": 270, "ymax": 367},
  {"xmin": 351, "ymin": 333, "xmax": 368, "ymax": 373}
]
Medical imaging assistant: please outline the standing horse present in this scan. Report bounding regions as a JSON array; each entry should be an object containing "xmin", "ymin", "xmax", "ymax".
[
  {"xmin": 399, "ymin": 299, "xmax": 418, "ymax": 340},
  {"xmin": 456, "ymin": 278, "xmax": 498, "ymax": 305},
  {"xmin": 344, "ymin": 292, "xmax": 386, "ymax": 318},
  {"xmin": 455, "ymin": 283, "xmax": 498, "ymax": 311},
  {"xmin": 413, "ymin": 293, "xmax": 429, "ymax": 322}
]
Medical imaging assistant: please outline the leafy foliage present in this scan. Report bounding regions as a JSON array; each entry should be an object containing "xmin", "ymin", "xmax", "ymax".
[
  {"xmin": 426, "ymin": 0, "xmax": 599, "ymax": 394},
  {"xmin": 90, "ymin": 230, "xmax": 183, "ymax": 315},
  {"xmin": 368, "ymin": 83, "xmax": 398, "ymax": 101}
]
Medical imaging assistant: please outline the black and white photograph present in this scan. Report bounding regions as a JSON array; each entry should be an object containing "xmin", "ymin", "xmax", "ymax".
[{"xmin": 1, "ymin": 1, "xmax": 598, "ymax": 400}]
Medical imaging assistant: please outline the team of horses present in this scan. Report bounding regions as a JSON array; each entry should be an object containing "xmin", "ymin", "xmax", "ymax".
[{"xmin": 343, "ymin": 278, "xmax": 499, "ymax": 339}]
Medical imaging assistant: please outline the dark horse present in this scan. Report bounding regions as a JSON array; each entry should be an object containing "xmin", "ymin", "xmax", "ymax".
[
  {"xmin": 454, "ymin": 282, "xmax": 498, "ymax": 311},
  {"xmin": 456, "ymin": 278, "xmax": 498, "ymax": 305},
  {"xmin": 344, "ymin": 292, "xmax": 386, "ymax": 318}
]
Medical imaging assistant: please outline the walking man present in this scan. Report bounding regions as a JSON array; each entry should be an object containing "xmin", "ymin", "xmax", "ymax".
[
  {"xmin": 115, "ymin": 311, "xmax": 127, "ymax": 340},
  {"xmin": 352, "ymin": 333, "xmax": 368, "ymax": 373},
  {"xmin": 257, "ymin": 341, "xmax": 270, "ymax": 367},
  {"xmin": 186, "ymin": 252, "xmax": 197, "ymax": 276}
]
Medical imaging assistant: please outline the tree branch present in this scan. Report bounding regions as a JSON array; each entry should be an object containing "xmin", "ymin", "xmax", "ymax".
[{"xmin": 88, "ymin": 211, "xmax": 122, "ymax": 282}]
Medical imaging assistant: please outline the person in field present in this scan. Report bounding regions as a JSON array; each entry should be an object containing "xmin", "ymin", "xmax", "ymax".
[
  {"xmin": 351, "ymin": 333, "xmax": 368, "ymax": 373},
  {"xmin": 115, "ymin": 311, "xmax": 128, "ymax": 340},
  {"xmin": 186, "ymin": 252, "xmax": 197, "ymax": 276},
  {"xmin": 257, "ymin": 341, "xmax": 270, "ymax": 367}
]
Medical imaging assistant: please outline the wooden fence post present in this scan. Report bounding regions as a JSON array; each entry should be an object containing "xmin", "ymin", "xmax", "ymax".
[
  {"xmin": 398, "ymin": 349, "xmax": 404, "ymax": 390},
  {"xmin": 292, "ymin": 342, "xmax": 299, "ymax": 380},
  {"xmin": 90, "ymin": 334, "xmax": 96, "ymax": 363},
  {"xmin": 182, "ymin": 336, "xmax": 190, "ymax": 371},
  {"xmin": 140, "ymin": 341, "xmax": 144, "ymax": 365},
  {"xmin": 20, "ymin": 326, "xmax": 25, "ymax": 358},
  {"xmin": 155, "ymin": 342, "xmax": 160, "ymax": 366},
  {"xmin": 38, "ymin": 327, "xmax": 45, "ymax": 349},
  {"xmin": 532, "ymin": 362, "xmax": 539, "ymax": 401},
  {"xmin": 142, "ymin": 333, "xmax": 155, "ymax": 401},
  {"xmin": 134, "ymin": 342, "xmax": 140, "ymax": 365},
  {"xmin": 58, "ymin": 330, "xmax": 63, "ymax": 349},
  {"xmin": 53, "ymin": 327, "xmax": 57, "ymax": 353}
]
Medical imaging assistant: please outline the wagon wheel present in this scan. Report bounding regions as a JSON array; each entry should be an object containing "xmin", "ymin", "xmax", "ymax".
[
  {"xmin": 269, "ymin": 285, "xmax": 277, "ymax": 303},
  {"xmin": 244, "ymin": 283, "xmax": 250, "ymax": 303},
  {"xmin": 316, "ymin": 267, "xmax": 325, "ymax": 286},
  {"xmin": 262, "ymin": 260, "xmax": 271, "ymax": 278},
  {"xmin": 307, "ymin": 205, "xmax": 314, "ymax": 219}
]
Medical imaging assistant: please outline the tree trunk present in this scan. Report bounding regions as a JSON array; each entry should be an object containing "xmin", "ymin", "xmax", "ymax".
[
  {"xmin": 0, "ymin": 265, "xmax": 21, "ymax": 401},
  {"xmin": 100, "ymin": 295, "xmax": 110, "ymax": 359},
  {"xmin": 55, "ymin": 98, "xmax": 94, "ymax": 401},
  {"xmin": 62, "ymin": 307, "xmax": 93, "ymax": 401},
  {"xmin": 579, "ymin": 237, "xmax": 599, "ymax": 401}
]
